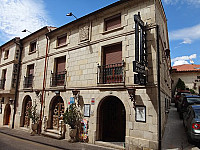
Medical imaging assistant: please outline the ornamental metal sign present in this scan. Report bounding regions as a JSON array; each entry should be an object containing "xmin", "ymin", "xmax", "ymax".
[
  {"xmin": 133, "ymin": 61, "xmax": 145, "ymax": 74},
  {"xmin": 134, "ymin": 74, "xmax": 146, "ymax": 85},
  {"xmin": 133, "ymin": 12, "xmax": 147, "ymax": 85}
]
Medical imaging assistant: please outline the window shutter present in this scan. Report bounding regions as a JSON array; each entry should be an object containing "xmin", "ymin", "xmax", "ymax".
[
  {"xmin": 57, "ymin": 35, "xmax": 67, "ymax": 46},
  {"xmin": 28, "ymin": 65, "xmax": 34, "ymax": 75},
  {"xmin": 104, "ymin": 43, "xmax": 122, "ymax": 65},
  {"xmin": 56, "ymin": 57, "xmax": 66, "ymax": 73},
  {"xmin": 105, "ymin": 15, "xmax": 121, "ymax": 31}
]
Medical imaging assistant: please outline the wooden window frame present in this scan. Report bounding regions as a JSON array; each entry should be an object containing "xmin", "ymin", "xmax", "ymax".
[
  {"xmin": 4, "ymin": 49, "xmax": 9, "ymax": 59},
  {"xmin": 29, "ymin": 40, "xmax": 37, "ymax": 54},
  {"xmin": 57, "ymin": 34, "xmax": 67, "ymax": 47},
  {"xmin": 27, "ymin": 64, "xmax": 34, "ymax": 76},
  {"xmin": 104, "ymin": 14, "xmax": 121, "ymax": 32}
]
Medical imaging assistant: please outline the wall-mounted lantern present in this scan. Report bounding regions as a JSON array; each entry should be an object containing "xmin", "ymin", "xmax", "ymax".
[
  {"xmin": 35, "ymin": 90, "xmax": 40, "ymax": 96},
  {"xmin": 55, "ymin": 90, "xmax": 60, "ymax": 95},
  {"xmin": 72, "ymin": 89, "xmax": 80, "ymax": 96},
  {"xmin": 1, "ymin": 98, "xmax": 4, "ymax": 104},
  {"xmin": 9, "ymin": 99, "xmax": 14, "ymax": 105},
  {"xmin": 165, "ymin": 49, "xmax": 170, "ymax": 57},
  {"xmin": 127, "ymin": 88, "xmax": 136, "ymax": 109}
]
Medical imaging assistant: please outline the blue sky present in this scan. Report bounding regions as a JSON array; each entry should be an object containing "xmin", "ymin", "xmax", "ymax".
[{"xmin": 0, "ymin": 0, "xmax": 200, "ymax": 66}]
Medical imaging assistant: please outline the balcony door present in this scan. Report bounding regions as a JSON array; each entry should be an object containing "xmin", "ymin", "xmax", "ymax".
[
  {"xmin": 103, "ymin": 43, "xmax": 123, "ymax": 83},
  {"xmin": 24, "ymin": 64, "xmax": 34, "ymax": 88},
  {"xmin": 0, "ymin": 69, "xmax": 6, "ymax": 89},
  {"xmin": 54, "ymin": 56, "xmax": 66, "ymax": 86}
]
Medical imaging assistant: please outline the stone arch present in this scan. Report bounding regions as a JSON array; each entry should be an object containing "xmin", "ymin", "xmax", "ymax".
[
  {"xmin": 3, "ymin": 104, "xmax": 11, "ymax": 125},
  {"xmin": 47, "ymin": 96, "xmax": 64, "ymax": 130},
  {"xmin": 20, "ymin": 95, "xmax": 32, "ymax": 127},
  {"xmin": 96, "ymin": 95, "xmax": 126, "ymax": 142}
]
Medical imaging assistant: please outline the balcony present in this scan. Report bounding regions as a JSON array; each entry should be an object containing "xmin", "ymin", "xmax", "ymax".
[
  {"xmin": 97, "ymin": 62, "xmax": 125, "ymax": 84},
  {"xmin": 50, "ymin": 71, "xmax": 66, "ymax": 87},
  {"xmin": 24, "ymin": 75, "xmax": 34, "ymax": 88},
  {"xmin": 0, "ymin": 79, "xmax": 6, "ymax": 89}
]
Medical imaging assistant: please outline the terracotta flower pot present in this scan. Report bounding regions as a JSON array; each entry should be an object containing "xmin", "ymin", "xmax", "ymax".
[
  {"xmin": 69, "ymin": 128, "xmax": 77, "ymax": 142},
  {"xmin": 31, "ymin": 123, "xmax": 38, "ymax": 135}
]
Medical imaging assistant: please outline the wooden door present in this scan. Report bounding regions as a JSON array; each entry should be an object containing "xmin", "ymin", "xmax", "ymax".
[
  {"xmin": 4, "ymin": 104, "xmax": 11, "ymax": 125},
  {"xmin": 24, "ymin": 100, "xmax": 32, "ymax": 127},
  {"xmin": 101, "ymin": 96, "xmax": 125, "ymax": 142},
  {"xmin": 52, "ymin": 98, "xmax": 64, "ymax": 130}
]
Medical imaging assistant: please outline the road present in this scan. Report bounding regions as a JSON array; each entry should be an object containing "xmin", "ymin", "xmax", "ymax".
[
  {"xmin": 162, "ymin": 103, "xmax": 200, "ymax": 150},
  {"xmin": 0, "ymin": 132, "xmax": 62, "ymax": 150}
]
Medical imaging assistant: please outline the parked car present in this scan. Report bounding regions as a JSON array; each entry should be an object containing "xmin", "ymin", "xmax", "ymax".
[
  {"xmin": 177, "ymin": 94, "xmax": 200, "ymax": 119},
  {"xmin": 183, "ymin": 105, "xmax": 200, "ymax": 143},
  {"xmin": 175, "ymin": 90, "xmax": 191, "ymax": 107}
]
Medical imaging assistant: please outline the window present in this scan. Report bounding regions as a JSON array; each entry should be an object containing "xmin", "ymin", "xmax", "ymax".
[
  {"xmin": 24, "ymin": 64, "xmax": 34, "ymax": 88},
  {"xmin": 51, "ymin": 56, "xmax": 66, "ymax": 86},
  {"xmin": 104, "ymin": 14, "xmax": 121, "ymax": 31},
  {"xmin": 30, "ymin": 41, "xmax": 37, "ymax": 53},
  {"xmin": 4, "ymin": 49, "xmax": 9, "ymax": 59},
  {"xmin": 27, "ymin": 64, "xmax": 34, "ymax": 76},
  {"xmin": 57, "ymin": 35, "xmax": 67, "ymax": 47},
  {"xmin": 97, "ymin": 43, "xmax": 124, "ymax": 84},
  {"xmin": 0, "ymin": 69, "xmax": 6, "ymax": 89},
  {"xmin": 103, "ymin": 43, "xmax": 122, "ymax": 65}
]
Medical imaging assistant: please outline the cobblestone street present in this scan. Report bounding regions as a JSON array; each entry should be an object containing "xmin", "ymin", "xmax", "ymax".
[{"xmin": 162, "ymin": 104, "xmax": 200, "ymax": 150}]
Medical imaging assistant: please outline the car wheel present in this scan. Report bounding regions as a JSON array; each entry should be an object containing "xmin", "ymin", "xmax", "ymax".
[
  {"xmin": 183, "ymin": 121, "xmax": 185, "ymax": 128},
  {"xmin": 188, "ymin": 135, "xmax": 194, "ymax": 144},
  {"xmin": 179, "ymin": 113, "xmax": 183, "ymax": 119}
]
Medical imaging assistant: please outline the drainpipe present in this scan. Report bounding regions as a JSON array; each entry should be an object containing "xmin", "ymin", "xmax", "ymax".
[
  {"xmin": 12, "ymin": 39, "xmax": 23, "ymax": 129},
  {"xmin": 156, "ymin": 25, "xmax": 162, "ymax": 150},
  {"xmin": 38, "ymin": 35, "xmax": 49, "ymax": 133}
]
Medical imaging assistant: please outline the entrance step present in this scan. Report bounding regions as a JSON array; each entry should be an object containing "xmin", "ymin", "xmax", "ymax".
[
  {"xmin": 95, "ymin": 141, "xmax": 125, "ymax": 150},
  {"xmin": 45, "ymin": 129, "xmax": 60, "ymax": 135},
  {"xmin": 42, "ymin": 129, "xmax": 62, "ymax": 140}
]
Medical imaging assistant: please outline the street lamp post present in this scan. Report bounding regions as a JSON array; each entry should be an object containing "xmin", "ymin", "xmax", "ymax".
[{"xmin": 66, "ymin": 12, "xmax": 78, "ymax": 20}]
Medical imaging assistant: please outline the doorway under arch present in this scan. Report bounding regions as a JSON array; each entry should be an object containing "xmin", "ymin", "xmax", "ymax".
[
  {"xmin": 3, "ymin": 104, "xmax": 11, "ymax": 125},
  {"xmin": 97, "ymin": 96, "xmax": 126, "ymax": 142},
  {"xmin": 21, "ymin": 96, "xmax": 32, "ymax": 127},
  {"xmin": 48, "ymin": 96, "xmax": 64, "ymax": 130}
]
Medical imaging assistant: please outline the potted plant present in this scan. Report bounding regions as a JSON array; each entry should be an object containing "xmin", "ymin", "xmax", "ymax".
[
  {"xmin": 63, "ymin": 103, "xmax": 83, "ymax": 142},
  {"xmin": 28, "ymin": 101, "xmax": 39, "ymax": 135}
]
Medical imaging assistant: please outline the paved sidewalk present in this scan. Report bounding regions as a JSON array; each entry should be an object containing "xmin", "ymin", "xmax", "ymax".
[
  {"xmin": 162, "ymin": 104, "xmax": 200, "ymax": 150},
  {"xmin": 0, "ymin": 127, "xmax": 113, "ymax": 150}
]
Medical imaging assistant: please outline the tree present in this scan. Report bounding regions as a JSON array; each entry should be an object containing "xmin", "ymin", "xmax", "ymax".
[{"xmin": 176, "ymin": 78, "xmax": 186, "ymax": 90}]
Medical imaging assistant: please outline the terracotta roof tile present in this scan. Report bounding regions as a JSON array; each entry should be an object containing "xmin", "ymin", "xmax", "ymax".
[{"xmin": 172, "ymin": 64, "xmax": 200, "ymax": 72}]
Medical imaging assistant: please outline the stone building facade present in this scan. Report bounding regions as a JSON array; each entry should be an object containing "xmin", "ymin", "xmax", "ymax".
[
  {"xmin": 0, "ymin": 0, "xmax": 171, "ymax": 149},
  {"xmin": 0, "ymin": 37, "xmax": 20, "ymax": 127},
  {"xmin": 172, "ymin": 64, "xmax": 200, "ymax": 95}
]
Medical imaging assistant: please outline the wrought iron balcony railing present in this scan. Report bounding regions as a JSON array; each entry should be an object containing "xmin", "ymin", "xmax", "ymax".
[
  {"xmin": 50, "ymin": 71, "xmax": 66, "ymax": 87},
  {"xmin": 97, "ymin": 62, "xmax": 125, "ymax": 84},
  {"xmin": 0, "ymin": 79, "xmax": 6, "ymax": 89},
  {"xmin": 24, "ymin": 75, "xmax": 34, "ymax": 88}
]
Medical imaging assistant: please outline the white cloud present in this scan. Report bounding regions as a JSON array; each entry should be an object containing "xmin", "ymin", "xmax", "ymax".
[
  {"xmin": 181, "ymin": 38, "xmax": 192, "ymax": 44},
  {"xmin": 172, "ymin": 54, "xmax": 197, "ymax": 66},
  {"xmin": 169, "ymin": 24, "xmax": 200, "ymax": 43},
  {"xmin": 186, "ymin": 0, "xmax": 200, "ymax": 5},
  {"xmin": 0, "ymin": 0, "xmax": 51, "ymax": 43},
  {"xmin": 163, "ymin": 0, "xmax": 179, "ymax": 5},
  {"xmin": 163, "ymin": 0, "xmax": 200, "ymax": 6},
  {"xmin": 173, "ymin": 60, "xmax": 189, "ymax": 66}
]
